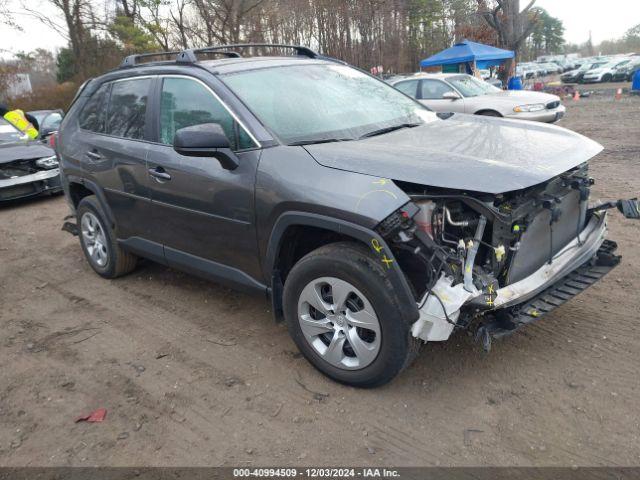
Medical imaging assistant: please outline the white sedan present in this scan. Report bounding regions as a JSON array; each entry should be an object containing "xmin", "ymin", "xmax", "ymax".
[{"xmin": 392, "ymin": 73, "xmax": 566, "ymax": 123}]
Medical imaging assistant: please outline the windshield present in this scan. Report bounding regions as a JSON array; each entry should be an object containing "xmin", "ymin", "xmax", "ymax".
[
  {"xmin": 447, "ymin": 75, "xmax": 501, "ymax": 97},
  {"xmin": 0, "ymin": 118, "xmax": 26, "ymax": 144},
  {"xmin": 222, "ymin": 64, "xmax": 437, "ymax": 144}
]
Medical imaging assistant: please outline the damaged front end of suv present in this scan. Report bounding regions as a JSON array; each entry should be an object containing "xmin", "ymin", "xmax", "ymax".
[{"xmin": 376, "ymin": 164, "xmax": 637, "ymax": 350}]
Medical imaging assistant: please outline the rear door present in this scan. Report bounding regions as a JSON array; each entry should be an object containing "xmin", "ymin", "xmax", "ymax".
[
  {"xmin": 145, "ymin": 75, "xmax": 263, "ymax": 283},
  {"xmin": 393, "ymin": 79, "xmax": 420, "ymax": 99},
  {"xmin": 72, "ymin": 77, "xmax": 154, "ymax": 241},
  {"xmin": 417, "ymin": 79, "xmax": 466, "ymax": 113}
]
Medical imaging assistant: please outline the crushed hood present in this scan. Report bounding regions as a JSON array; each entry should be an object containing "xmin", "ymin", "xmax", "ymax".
[
  {"xmin": 304, "ymin": 114, "xmax": 603, "ymax": 194},
  {"xmin": 0, "ymin": 141, "xmax": 54, "ymax": 165}
]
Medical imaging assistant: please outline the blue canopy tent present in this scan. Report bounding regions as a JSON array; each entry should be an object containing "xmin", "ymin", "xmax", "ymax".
[{"xmin": 420, "ymin": 39, "xmax": 514, "ymax": 71}]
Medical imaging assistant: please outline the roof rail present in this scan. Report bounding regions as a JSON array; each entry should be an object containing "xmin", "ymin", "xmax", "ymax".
[
  {"xmin": 119, "ymin": 51, "xmax": 183, "ymax": 68},
  {"xmin": 176, "ymin": 49, "xmax": 242, "ymax": 63},
  {"xmin": 177, "ymin": 43, "xmax": 321, "ymax": 63}
]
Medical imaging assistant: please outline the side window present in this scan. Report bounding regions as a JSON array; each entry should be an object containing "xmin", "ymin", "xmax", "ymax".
[
  {"xmin": 159, "ymin": 77, "xmax": 256, "ymax": 150},
  {"xmin": 78, "ymin": 84, "xmax": 109, "ymax": 132},
  {"xmin": 394, "ymin": 80, "xmax": 419, "ymax": 98},
  {"xmin": 420, "ymin": 80, "xmax": 455, "ymax": 100},
  {"xmin": 106, "ymin": 78, "xmax": 151, "ymax": 140},
  {"xmin": 41, "ymin": 112, "xmax": 63, "ymax": 131}
]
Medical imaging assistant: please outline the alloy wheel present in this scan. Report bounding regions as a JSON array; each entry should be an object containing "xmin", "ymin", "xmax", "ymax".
[
  {"xmin": 81, "ymin": 211, "xmax": 108, "ymax": 268},
  {"xmin": 297, "ymin": 277, "xmax": 381, "ymax": 370}
]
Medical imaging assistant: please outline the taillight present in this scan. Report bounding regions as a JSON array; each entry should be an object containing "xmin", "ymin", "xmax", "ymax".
[{"xmin": 49, "ymin": 133, "xmax": 57, "ymax": 149}]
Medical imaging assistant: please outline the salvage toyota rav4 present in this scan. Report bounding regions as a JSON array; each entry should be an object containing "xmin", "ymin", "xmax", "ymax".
[{"xmin": 56, "ymin": 44, "xmax": 638, "ymax": 387}]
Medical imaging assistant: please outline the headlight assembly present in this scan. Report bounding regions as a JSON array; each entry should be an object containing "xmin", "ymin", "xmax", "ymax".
[
  {"xmin": 513, "ymin": 104, "xmax": 545, "ymax": 113},
  {"xmin": 35, "ymin": 155, "xmax": 59, "ymax": 169}
]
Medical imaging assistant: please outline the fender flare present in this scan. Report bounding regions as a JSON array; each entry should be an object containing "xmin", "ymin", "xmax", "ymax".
[
  {"xmin": 66, "ymin": 175, "xmax": 116, "ymax": 227},
  {"xmin": 265, "ymin": 211, "xmax": 420, "ymax": 325}
]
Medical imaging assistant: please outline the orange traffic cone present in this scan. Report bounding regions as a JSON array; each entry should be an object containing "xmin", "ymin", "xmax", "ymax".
[
  {"xmin": 573, "ymin": 90, "xmax": 580, "ymax": 101},
  {"xmin": 615, "ymin": 88, "xmax": 622, "ymax": 100}
]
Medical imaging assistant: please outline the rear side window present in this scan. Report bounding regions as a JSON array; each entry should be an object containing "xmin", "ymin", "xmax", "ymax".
[
  {"xmin": 78, "ymin": 84, "xmax": 110, "ymax": 132},
  {"xmin": 394, "ymin": 80, "xmax": 419, "ymax": 98},
  {"xmin": 159, "ymin": 77, "xmax": 255, "ymax": 150},
  {"xmin": 106, "ymin": 78, "xmax": 151, "ymax": 140}
]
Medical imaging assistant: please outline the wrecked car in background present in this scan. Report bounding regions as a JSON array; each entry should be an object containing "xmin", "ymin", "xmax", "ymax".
[
  {"xmin": 56, "ymin": 44, "xmax": 638, "ymax": 388},
  {"xmin": 0, "ymin": 117, "xmax": 61, "ymax": 202}
]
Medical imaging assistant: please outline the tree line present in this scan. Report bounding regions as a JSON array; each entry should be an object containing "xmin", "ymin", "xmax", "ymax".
[
  {"xmin": 3, "ymin": 0, "xmax": 604, "ymax": 109},
  {"xmin": 9, "ymin": 0, "xmax": 569, "ymax": 82}
]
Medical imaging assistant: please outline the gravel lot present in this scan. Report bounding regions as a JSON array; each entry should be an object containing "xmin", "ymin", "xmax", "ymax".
[{"xmin": 1, "ymin": 92, "xmax": 639, "ymax": 467}]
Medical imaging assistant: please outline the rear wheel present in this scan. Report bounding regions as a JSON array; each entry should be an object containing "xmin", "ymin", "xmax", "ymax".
[
  {"xmin": 77, "ymin": 195, "xmax": 137, "ymax": 279},
  {"xmin": 603, "ymin": 74, "xmax": 613, "ymax": 82},
  {"xmin": 283, "ymin": 242, "xmax": 420, "ymax": 388}
]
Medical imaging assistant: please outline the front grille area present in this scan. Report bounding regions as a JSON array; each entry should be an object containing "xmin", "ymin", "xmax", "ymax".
[
  {"xmin": 546, "ymin": 101, "xmax": 560, "ymax": 110},
  {"xmin": 0, "ymin": 160, "xmax": 37, "ymax": 180},
  {"xmin": 506, "ymin": 189, "xmax": 585, "ymax": 284}
]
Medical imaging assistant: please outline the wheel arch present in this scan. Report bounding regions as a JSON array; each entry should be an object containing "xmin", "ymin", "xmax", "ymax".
[
  {"xmin": 474, "ymin": 109, "xmax": 503, "ymax": 117},
  {"xmin": 66, "ymin": 175, "xmax": 116, "ymax": 228},
  {"xmin": 265, "ymin": 212, "xmax": 419, "ymax": 325}
]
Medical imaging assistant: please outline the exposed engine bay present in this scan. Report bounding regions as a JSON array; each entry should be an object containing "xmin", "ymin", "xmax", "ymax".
[{"xmin": 376, "ymin": 164, "xmax": 637, "ymax": 349}]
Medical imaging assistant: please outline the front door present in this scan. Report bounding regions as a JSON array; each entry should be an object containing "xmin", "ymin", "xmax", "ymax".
[{"xmin": 145, "ymin": 75, "xmax": 263, "ymax": 284}]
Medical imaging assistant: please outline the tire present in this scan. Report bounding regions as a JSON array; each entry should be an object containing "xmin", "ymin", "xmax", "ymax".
[
  {"xmin": 603, "ymin": 74, "xmax": 612, "ymax": 82},
  {"xmin": 77, "ymin": 195, "xmax": 137, "ymax": 279},
  {"xmin": 283, "ymin": 242, "xmax": 421, "ymax": 388},
  {"xmin": 476, "ymin": 110, "xmax": 501, "ymax": 117}
]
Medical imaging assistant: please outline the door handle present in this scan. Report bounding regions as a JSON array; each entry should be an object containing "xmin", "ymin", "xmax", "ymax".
[
  {"xmin": 85, "ymin": 151, "xmax": 101, "ymax": 160},
  {"xmin": 148, "ymin": 167, "xmax": 171, "ymax": 181}
]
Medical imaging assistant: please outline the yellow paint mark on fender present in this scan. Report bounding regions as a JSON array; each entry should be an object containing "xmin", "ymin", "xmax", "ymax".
[
  {"xmin": 381, "ymin": 255, "xmax": 394, "ymax": 269},
  {"xmin": 372, "ymin": 178, "xmax": 389, "ymax": 186},
  {"xmin": 371, "ymin": 238, "xmax": 384, "ymax": 253},
  {"xmin": 355, "ymin": 189, "xmax": 398, "ymax": 213}
]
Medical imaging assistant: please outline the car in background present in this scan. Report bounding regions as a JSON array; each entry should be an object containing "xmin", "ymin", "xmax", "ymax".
[
  {"xmin": 537, "ymin": 62, "xmax": 563, "ymax": 75},
  {"xmin": 582, "ymin": 59, "xmax": 633, "ymax": 83},
  {"xmin": 561, "ymin": 61, "xmax": 609, "ymax": 83},
  {"xmin": 612, "ymin": 58, "xmax": 640, "ymax": 82},
  {"xmin": 392, "ymin": 73, "xmax": 565, "ymax": 123},
  {"xmin": 0, "ymin": 117, "xmax": 61, "ymax": 202},
  {"xmin": 27, "ymin": 109, "xmax": 64, "ymax": 141},
  {"xmin": 516, "ymin": 64, "xmax": 536, "ymax": 79}
]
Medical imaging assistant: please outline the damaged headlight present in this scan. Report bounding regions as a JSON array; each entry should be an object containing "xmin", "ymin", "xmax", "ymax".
[
  {"xmin": 35, "ymin": 155, "xmax": 59, "ymax": 169},
  {"xmin": 513, "ymin": 104, "xmax": 545, "ymax": 113}
]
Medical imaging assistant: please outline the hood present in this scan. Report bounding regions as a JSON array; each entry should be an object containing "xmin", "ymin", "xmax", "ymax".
[
  {"xmin": 304, "ymin": 114, "xmax": 603, "ymax": 194},
  {"xmin": 0, "ymin": 140, "xmax": 54, "ymax": 165},
  {"xmin": 485, "ymin": 89, "xmax": 559, "ymax": 104}
]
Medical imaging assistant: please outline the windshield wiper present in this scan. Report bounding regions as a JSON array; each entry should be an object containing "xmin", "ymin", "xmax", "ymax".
[
  {"xmin": 288, "ymin": 138, "xmax": 353, "ymax": 146},
  {"xmin": 359, "ymin": 123, "xmax": 420, "ymax": 139}
]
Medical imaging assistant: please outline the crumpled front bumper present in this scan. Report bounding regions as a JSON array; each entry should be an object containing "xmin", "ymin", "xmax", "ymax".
[
  {"xmin": 0, "ymin": 168, "xmax": 62, "ymax": 201},
  {"xmin": 413, "ymin": 212, "xmax": 611, "ymax": 343}
]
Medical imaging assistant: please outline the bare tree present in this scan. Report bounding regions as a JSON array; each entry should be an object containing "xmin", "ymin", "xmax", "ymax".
[{"xmin": 479, "ymin": 0, "xmax": 539, "ymax": 78}]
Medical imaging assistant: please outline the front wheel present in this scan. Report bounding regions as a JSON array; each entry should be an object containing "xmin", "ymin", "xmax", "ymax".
[{"xmin": 283, "ymin": 242, "xmax": 420, "ymax": 388}]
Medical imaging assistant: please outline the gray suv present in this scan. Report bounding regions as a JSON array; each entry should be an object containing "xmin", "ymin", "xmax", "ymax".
[{"xmin": 57, "ymin": 44, "xmax": 637, "ymax": 387}]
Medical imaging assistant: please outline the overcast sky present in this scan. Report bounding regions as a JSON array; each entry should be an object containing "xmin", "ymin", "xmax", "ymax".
[{"xmin": 1, "ymin": 0, "xmax": 639, "ymax": 58}]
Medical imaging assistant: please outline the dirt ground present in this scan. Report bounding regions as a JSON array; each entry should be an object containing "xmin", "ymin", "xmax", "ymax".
[{"xmin": 1, "ymin": 92, "xmax": 639, "ymax": 468}]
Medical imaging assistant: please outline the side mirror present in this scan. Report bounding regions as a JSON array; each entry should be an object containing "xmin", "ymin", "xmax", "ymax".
[
  {"xmin": 173, "ymin": 123, "xmax": 239, "ymax": 170},
  {"xmin": 442, "ymin": 91, "xmax": 461, "ymax": 100}
]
